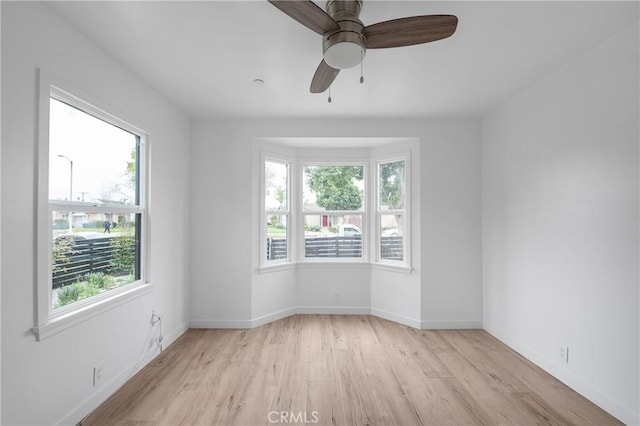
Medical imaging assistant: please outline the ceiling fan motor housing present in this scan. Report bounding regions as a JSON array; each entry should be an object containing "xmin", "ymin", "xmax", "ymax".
[{"xmin": 322, "ymin": 0, "xmax": 366, "ymax": 69}]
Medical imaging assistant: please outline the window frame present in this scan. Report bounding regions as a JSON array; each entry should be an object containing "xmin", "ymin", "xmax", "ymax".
[
  {"xmin": 299, "ymin": 161, "xmax": 368, "ymax": 263},
  {"xmin": 34, "ymin": 71, "xmax": 151, "ymax": 341},
  {"xmin": 261, "ymin": 155, "xmax": 292, "ymax": 267},
  {"xmin": 256, "ymin": 142, "xmax": 413, "ymax": 274},
  {"xmin": 375, "ymin": 154, "xmax": 411, "ymax": 269}
]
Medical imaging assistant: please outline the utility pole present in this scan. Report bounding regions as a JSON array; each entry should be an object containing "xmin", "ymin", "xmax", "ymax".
[{"xmin": 58, "ymin": 154, "xmax": 73, "ymax": 233}]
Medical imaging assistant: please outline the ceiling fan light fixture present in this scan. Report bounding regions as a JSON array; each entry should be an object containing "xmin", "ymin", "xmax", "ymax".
[
  {"xmin": 267, "ymin": 0, "xmax": 458, "ymax": 94},
  {"xmin": 324, "ymin": 41, "xmax": 365, "ymax": 69}
]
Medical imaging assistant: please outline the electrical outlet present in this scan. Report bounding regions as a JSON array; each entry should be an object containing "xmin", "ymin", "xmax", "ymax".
[
  {"xmin": 333, "ymin": 291, "xmax": 340, "ymax": 303},
  {"xmin": 151, "ymin": 311, "xmax": 161, "ymax": 325},
  {"xmin": 560, "ymin": 346, "xmax": 569, "ymax": 364},
  {"xmin": 93, "ymin": 365, "xmax": 104, "ymax": 387}
]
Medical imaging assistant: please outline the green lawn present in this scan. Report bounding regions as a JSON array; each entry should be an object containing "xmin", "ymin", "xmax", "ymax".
[
  {"xmin": 52, "ymin": 226, "xmax": 134, "ymax": 236},
  {"xmin": 267, "ymin": 225, "xmax": 286, "ymax": 236}
]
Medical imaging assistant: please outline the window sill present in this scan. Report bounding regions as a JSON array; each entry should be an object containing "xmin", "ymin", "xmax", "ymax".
[
  {"xmin": 257, "ymin": 261, "xmax": 413, "ymax": 274},
  {"xmin": 370, "ymin": 262, "xmax": 413, "ymax": 274},
  {"xmin": 297, "ymin": 260, "xmax": 370, "ymax": 269},
  {"xmin": 32, "ymin": 283, "xmax": 153, "ymax": 341},
  {"xmin": 258, "ymin": 262, "xmax": 296, "ymax": 274}
]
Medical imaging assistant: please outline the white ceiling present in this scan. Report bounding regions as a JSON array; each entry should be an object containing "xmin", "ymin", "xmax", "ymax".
[{"xmin": 47, "ymin": 1, "xmax": 638, "ymax": 120}]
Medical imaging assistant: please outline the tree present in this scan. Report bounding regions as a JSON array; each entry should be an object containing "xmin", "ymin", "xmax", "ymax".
[
  {"xmin": 125, "ymin": 148, "xmax": 136, "ymax": 186},
  {"xmin": 379, "ymin": 161, "xmax": 405, "ymax": 210},
  {"xmin": 275, "ymin": 186, "xmax": 286, "ymax": 208},
  {"xmin": 304, "ymin": 166, "xmax": 363, "ymax": 210},
  {"xmin": 379, "ymin": 161, "xmax": 406, "ymax": 235}
]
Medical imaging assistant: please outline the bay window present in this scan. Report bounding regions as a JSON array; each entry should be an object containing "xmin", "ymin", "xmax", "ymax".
[{"xmin": 258, "ymin": 146, "xmax": 411, "ymax": 271}]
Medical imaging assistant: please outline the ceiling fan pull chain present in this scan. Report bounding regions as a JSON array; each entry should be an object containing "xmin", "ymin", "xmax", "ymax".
[
  {"xmin": 360, "ymin": 34, "xmax": 365, "ymax": 84},
  {"xmin": 328, "ymin": 86, "xmax": 332, "ymax": 103}
]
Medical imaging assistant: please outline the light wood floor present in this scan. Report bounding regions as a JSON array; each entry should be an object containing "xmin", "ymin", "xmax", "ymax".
[{"xmin": 82, "ymin": 315, "xmax": 621, "ymax": 426}]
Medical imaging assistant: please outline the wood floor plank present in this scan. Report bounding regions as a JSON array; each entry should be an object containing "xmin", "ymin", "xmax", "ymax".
[
  {"xmin": 81, "ymin": 315, "xmax": 623, "ymax": 426},
  {"xmin": 306, "ymin": 380, "xmax": 347, "ymax": 426},
  {"xmin": 436, "ymin": 349, "xmax": 547, "ymax": 424}
]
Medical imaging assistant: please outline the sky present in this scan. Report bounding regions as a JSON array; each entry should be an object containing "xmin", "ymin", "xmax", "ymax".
[{"xmin": 49, "ymin": 98, "xmax": 137, "ymax": 205}]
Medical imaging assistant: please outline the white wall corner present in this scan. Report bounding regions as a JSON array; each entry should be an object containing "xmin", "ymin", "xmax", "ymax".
[
  {"xmin": 251, "ymin": 307, "xmax": 297, "ymax": 328},
  {"xmin": 370, "ymin": 308, "xmax": 422, "ymax": 329}
]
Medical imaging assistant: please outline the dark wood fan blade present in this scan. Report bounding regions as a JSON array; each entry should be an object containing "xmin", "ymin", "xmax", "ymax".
[
  {"xmin": 310, "ymin": 60, "xmax": 339, "ymax": 93},
  {"xmin": 268, "ymin": 0, "xmax": 339, "ymax": 36},
  {"xmin": 363, "ymin": 15, "xmax": 458, "ymax": 49}
]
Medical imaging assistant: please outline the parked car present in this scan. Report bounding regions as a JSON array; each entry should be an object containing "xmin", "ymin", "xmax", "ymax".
[
  {"xmin": 381, "ymin": 228, "xmax": 400, "ymax": 237},
  {"xmin": 337, "ymin": 224, "xmax": 362, "ymax": 237}
]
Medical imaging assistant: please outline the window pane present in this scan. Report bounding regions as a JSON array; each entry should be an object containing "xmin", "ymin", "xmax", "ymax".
[
  {"xmin": 49, "ymin": 98, "xmax": 139, "ymax": 205},
  {"xmin": 379, "ymin": 160, "xmax": 405, "ymax": 210},
  {"xmin": 266, "ymin": 214, "xmax": 288, "ymax": 261},
  {"xmin": 265, "ymin": 161, "xmax": 288, "ymax": 211},
  {"xmin": 51, "ymin": 211, "xmax": 141, "ymax": 309},
  {"xmin": 304, "ymin": 214, "xmax": 363, "ymax": 258},
  {"xmin": 303, "ymin": 165, "xmax": 364, "ymax": 212},
  {"xmin": 380, "ymin": 214, "xmax": 403, "ymax": 261}
]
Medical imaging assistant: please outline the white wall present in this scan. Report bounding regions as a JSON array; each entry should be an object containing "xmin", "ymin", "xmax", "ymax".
[
  {"xmin": 421, "ymin": 123, "xmax": 483, "ymax": 328},
  {"xmin": 189, "ymin": 118, "xmax": 482, "ymax": 330},
  {"xmin": 189, "ymin": 122, "xmax": 253, "ymax": 327},
  {"xmin": 1, "ymin": 3, "xmax": 191, "ymax": 425},
  {"xmin": 482, "ymin": 21, "xmax": 639, "ymax": 425}
]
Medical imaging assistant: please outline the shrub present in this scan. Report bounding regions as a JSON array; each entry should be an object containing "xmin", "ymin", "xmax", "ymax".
[
  {"xmin": 55, "ymin": 282, "xmax": 100, "ymax": 308},
  {"xmin": 52, "ymin": 236, "xmax": 76, "ymax": 275},
  {"xmin": 110, "ymin": 233, "xmax": 135, "ymax": 276},
  {"xmin": 53, "ymin": 219, "xmax": 69, "ymax": 230},
  {"xmin": 85, "ymin": 272, "xmax": 113, "ymax": 289}
]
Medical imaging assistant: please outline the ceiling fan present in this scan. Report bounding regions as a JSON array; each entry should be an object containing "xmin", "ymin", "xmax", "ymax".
[{"xmin": 268, "ymin": 0, "xmax": 458, "ymax": 95}]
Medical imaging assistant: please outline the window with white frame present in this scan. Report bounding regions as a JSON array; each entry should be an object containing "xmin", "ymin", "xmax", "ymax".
[
  {"xmin": 302, "ymin": 164, "xmax": 365, "ymax": 259},
  {"xmin": 377, "ymin": 158, "xmax": 407, "ymax": 263},
  {"xmin": 259, "ymin": 147, "xmax": 411, "ymax": 270},
  {"xmin": 43, "ymin": 88, "xmax": 146, "ymax": 319},
  {"xmin": 264, "ymin": 159, "xmax": 290, "ymax": 263}
]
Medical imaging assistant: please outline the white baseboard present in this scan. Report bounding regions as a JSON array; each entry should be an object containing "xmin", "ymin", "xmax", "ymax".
[
  {"xmin": 370, "ymin": 308, "xmax": 421, "ymax": 329},
  {"xmin": 296, "ymin": 305, "xmax": 371, "ymax": 315},
  {"xmin": 192, "ymin": 306, "xmax": 382, "ymax": 329},
  {"xmin": 251, "ymin": 307, "xmax": 297, "ymax": 328},
  {"xmin": 421, "ymin": 319, "xmax": 482, "ymax": 329},
  {"xmin": 58, "ymin": 322, "xmax": 189, "ymax": 426},
  {"xmin": 484, "ymin": 324, "xmax": 639, "ymax": 426},
  {"xmin": 192, "ymin": 310, "xmax": 481, "ymax": 333},
  {"xmin": 189, "ymin": 318, "xmax": 253, "ymax": 329}
]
